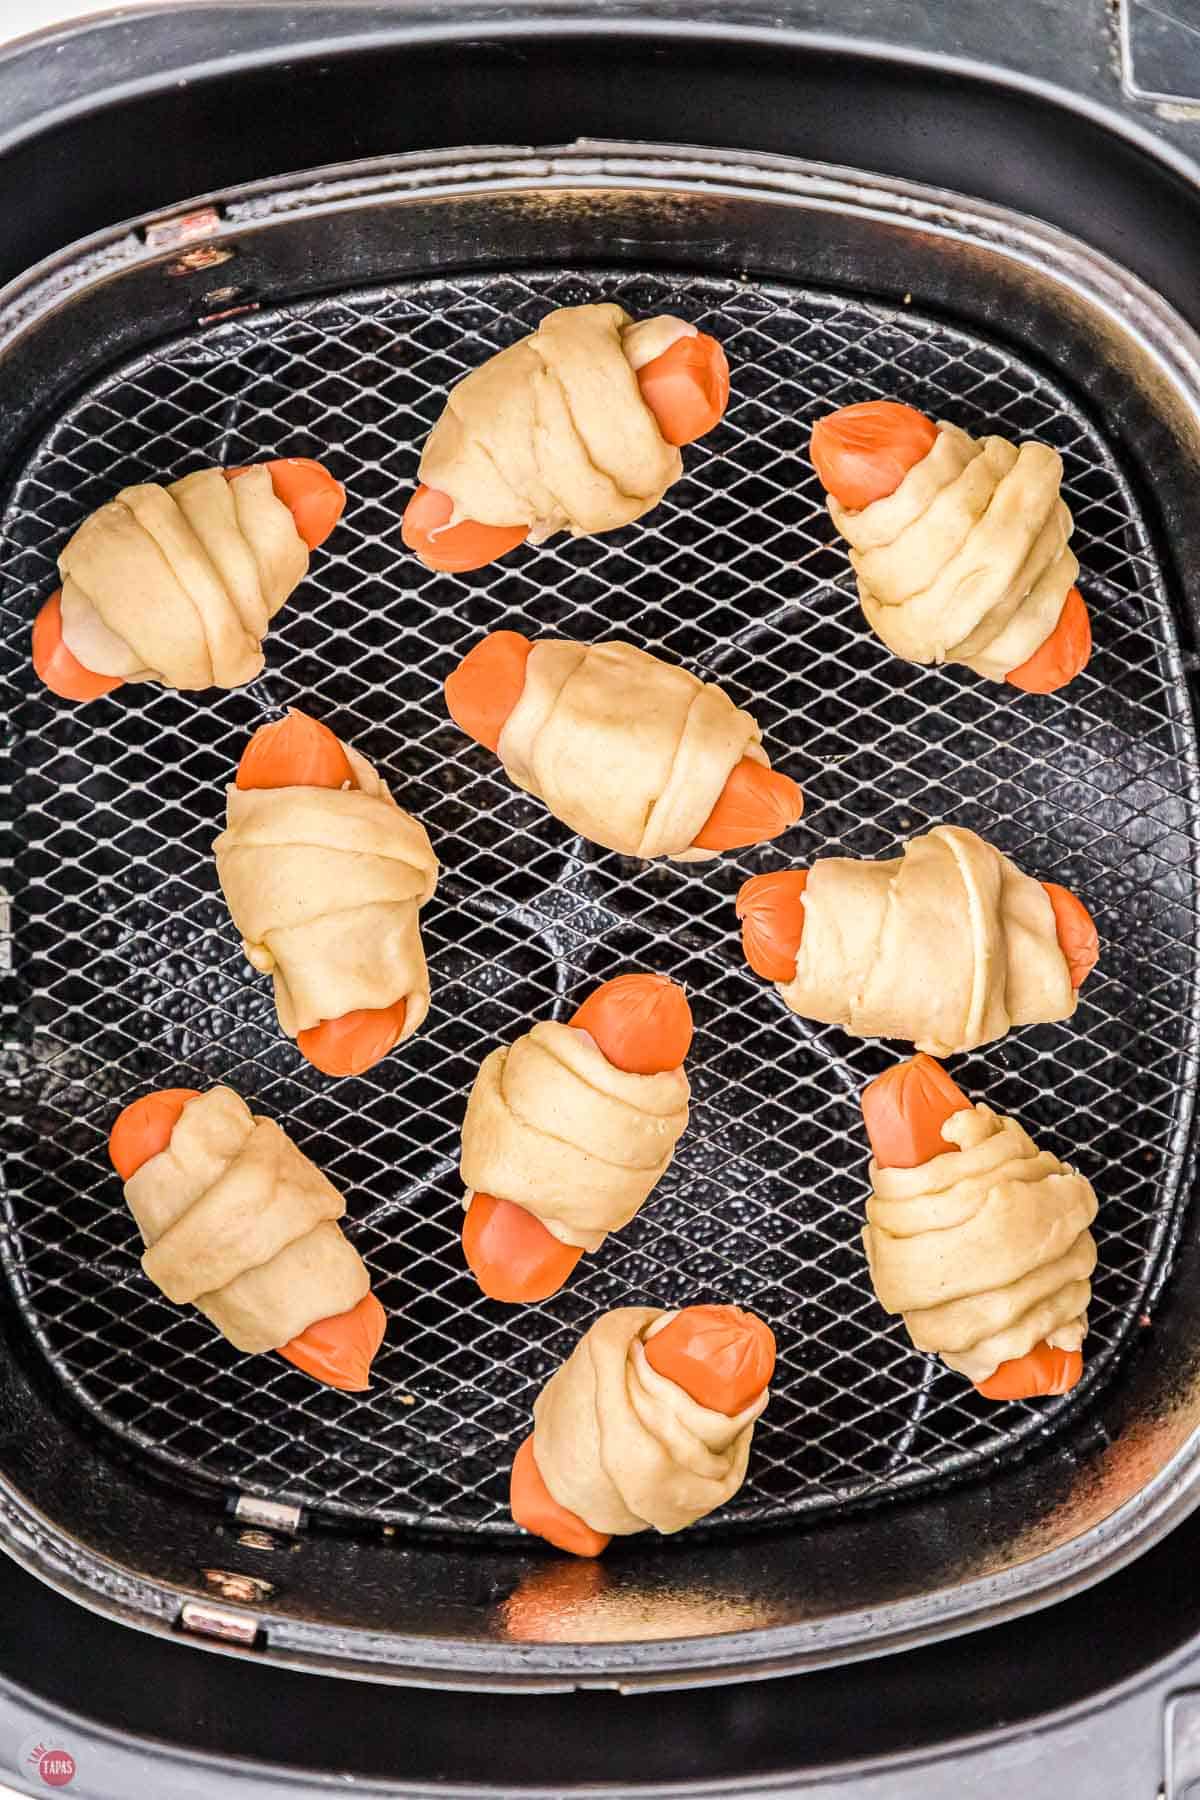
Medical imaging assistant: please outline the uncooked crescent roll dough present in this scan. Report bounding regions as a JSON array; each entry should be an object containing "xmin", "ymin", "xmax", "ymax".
[
  {"xmin": 828, "ymin": 422, "xmax": 1078, "ymax": 681},
  {"xmin": 498, "ymin": 638, "xmax": 767, "ymax": 862},
  {"xmin": 57, "ymin": 465, "xmax": 308, "ymax": 690},
  {"xmin": 863, "ymin": 1103, "xmax": 1098, "ymax": 1383},
  {"xmin": 214, "ymin": 727, "xmax": 438, "ymax": 1040},
  {"xmin": 532, "ymin": 1307, "xmax": 768, "ymax": 1536},
  {"xmin": 419, "ymin": 303, "xmax": 693, "ymax": 541},
  {"xmin": 779, "ymin": 824, "xmax": 1076, "ymax": 1055},
  {"xmin": 123, "ymin": 1086, "xmax": 370, "ymax": 1353},
  {"xmin": 460, "ymin": 1020, "xmax": 689, "ymax": 1250}
]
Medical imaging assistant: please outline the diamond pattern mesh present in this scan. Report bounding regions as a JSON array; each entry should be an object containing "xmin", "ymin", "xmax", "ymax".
[{"xmin": 1, "ymin": 269, "xmax": 1196, "ymax": 1536}]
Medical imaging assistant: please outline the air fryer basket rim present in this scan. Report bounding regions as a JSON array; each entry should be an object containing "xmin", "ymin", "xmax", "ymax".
[
  {"xmin": 3, "ymin": 138, "xmax": 1200, "ymax": 1689},
  {"xmin": 4, "ymin": 0, "xmax": 1200, "ymax": 190},
  {"xmin": 1, "ymin": 2, "xmax": 1199, "ymax": 332}
]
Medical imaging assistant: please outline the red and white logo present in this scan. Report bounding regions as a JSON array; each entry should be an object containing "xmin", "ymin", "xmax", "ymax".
[{"xmin": 21, "ymin": 1740, "xmax": 77, "ymax": 1788}]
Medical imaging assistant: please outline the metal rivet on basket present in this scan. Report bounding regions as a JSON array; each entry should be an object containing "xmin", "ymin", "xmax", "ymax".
[
  {"xmin": 236, "ymin": 1529, "xmax": 280, "ymax": 1552},
  {"xmin": 166, "ymin": 246, "xmax": 236, "ymax": 276},
  {"xmin": 202, "ymin": 1569, "xmax": 275, "ymax": 1604}
]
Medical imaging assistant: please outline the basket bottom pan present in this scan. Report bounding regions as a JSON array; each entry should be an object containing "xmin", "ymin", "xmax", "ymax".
[{"xmin": 2, "ymin": 262, "xmax": 1195, "ymax": 1544}]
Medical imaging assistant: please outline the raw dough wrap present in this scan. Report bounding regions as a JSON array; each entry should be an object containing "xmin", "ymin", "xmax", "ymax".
[
  {"xmin": 459, "ymin": 1020, "xmax": 689, "ymax": 1251},
  {"xmin": 123, "ymin": 1086, "xmax": 370, "ymax": 1353},
  {"xmin": 58, "ymin": 464, "xmax": 309, "ymax": 690},
  {"xmin": 531, "ymin": 1307, "xmax": 768, "ymax": 1536},
  {"xmin": 419, "ymin": 303, "xmax": 693, "ymax": 541},
  {"xmin": 829, "ymin": 422, "xmax": 1078, "ymax": 681},
  {"xmin": 778, "ymin": 824, "xmax": 1076, "ymax": 1055},
  {"xmin": 214, "ymin": 733, "xmax": 438, "ymax": 1040},
  {"xmin": 863, "ymin": 1103, "xmax": 1098, "ymax": 1382},
  {"xmin": 497, "ymin": 638, "xmax": 767, "ymax": 862}
]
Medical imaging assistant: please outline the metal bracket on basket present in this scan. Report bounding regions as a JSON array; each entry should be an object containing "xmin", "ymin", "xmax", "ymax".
[
  {"xmin": 178, "ymin": 1599, "xmax": 262, "ymax": 1649},
  {"xmin": 232, "ymin": 1495, "xmax": 304, "ymax": 1535},
  {"xmin": 141, "ymin": 203, "xmax": 236, "ymax": 275}
]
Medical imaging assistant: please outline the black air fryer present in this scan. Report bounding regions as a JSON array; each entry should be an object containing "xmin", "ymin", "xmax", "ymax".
[{"xmin": 4, "ymin": 4, "xmax": 1200, "ymax": 1795}]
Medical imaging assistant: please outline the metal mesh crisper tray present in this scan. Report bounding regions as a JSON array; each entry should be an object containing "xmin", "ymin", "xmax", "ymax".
[{"xmin": 2, "ymin": 267, "xmax": 1197, "ymax": 1539}]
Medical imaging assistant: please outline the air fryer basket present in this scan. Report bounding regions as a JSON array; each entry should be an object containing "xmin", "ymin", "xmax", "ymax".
[{"xmin": 3, "ymin": 144, "xmax": 1200, "ymax": 1689}]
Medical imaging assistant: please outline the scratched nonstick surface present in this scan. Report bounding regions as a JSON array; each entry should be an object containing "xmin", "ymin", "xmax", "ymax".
[{"xmin": 1, "ymin": 269, "xmax": 1195, "ymax": 1534}]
